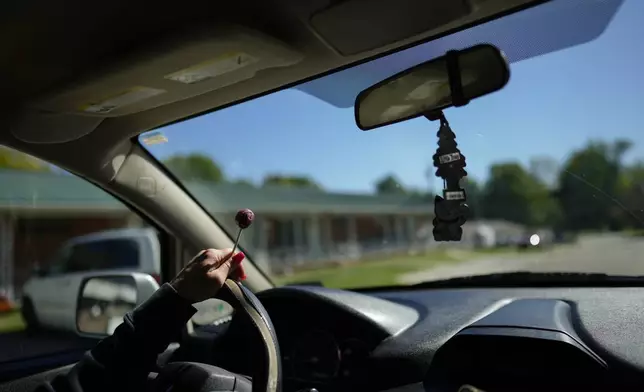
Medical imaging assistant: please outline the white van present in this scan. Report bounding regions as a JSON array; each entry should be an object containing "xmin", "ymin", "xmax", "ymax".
[{"xmin": 21, "ymin": 228, "xmax": 161, "ymax": 331}]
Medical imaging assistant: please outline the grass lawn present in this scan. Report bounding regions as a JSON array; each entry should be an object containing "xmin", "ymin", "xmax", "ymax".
[
  {"xmin": 0, "ymin": 310, "xmax": 26, "ymax": 333},
  {"xmin": 272, "ymin": 248, "xmax": 517, "ymax": 289},
  {"xmin": 626, "ymin": 229, "xmax": 644, "ymax": 237}
]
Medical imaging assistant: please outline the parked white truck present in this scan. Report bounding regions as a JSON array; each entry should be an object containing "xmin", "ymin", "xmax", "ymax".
[{"xmin": 21, "ymin": 228, "xmax": 233, "ymax": 332}]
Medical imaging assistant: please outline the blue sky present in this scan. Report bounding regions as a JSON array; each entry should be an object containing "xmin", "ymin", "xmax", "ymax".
[{"xmin": 143, "ymin": 0, "xmax": 643, "ymax": 194}]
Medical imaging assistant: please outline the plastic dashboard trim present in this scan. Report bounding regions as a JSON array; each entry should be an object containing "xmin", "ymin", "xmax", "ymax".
[{"xmin": 258, "ymin": 285, "xmax": 420, "ymax": 338}]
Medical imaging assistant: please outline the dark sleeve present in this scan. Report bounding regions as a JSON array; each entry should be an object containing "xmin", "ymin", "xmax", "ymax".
[{"xmin": 36, "ymin": 283, "xmax": 197, "ymax": 392}]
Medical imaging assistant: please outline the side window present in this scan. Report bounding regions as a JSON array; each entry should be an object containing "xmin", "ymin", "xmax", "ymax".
[
  {"xmin": 46, "ymin": 248, "xmax": 70, "ymax": 275},
  {"xmin": 0, "ymin": 146, "xmax": 158, "ymax": 363},
  {"xmin": 66, "ymin": 239, "xmax": 140, "ymax": 272},
  {"xmin": 66, "ymin": 244, "xmax": 98, "ymax": 273}
]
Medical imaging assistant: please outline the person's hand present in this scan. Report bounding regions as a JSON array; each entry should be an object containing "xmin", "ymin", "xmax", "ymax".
[{"xmin": 170, "ymin": 248, "xmax": 246, "ymax": 303}]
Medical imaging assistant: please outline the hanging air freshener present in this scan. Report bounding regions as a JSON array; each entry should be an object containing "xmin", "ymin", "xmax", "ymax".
[{"xmin": 427, "ymin": 111, "xmax": 470, "ymax": 241}]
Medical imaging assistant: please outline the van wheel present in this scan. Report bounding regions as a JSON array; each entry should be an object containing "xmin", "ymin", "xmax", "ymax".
[{"xmin": 21, "ymin": 297, "xmax": 40, "ymax": 333}]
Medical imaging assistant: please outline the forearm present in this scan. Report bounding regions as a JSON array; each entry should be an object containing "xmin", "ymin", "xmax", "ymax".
[{"xmin": 38, "ymin": 284, "xmax": 196, "ymax": 392}]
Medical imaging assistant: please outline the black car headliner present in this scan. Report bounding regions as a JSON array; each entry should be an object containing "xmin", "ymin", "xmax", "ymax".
[{"xmin": 0, "ymin": 0, "xmax": 624, "ymax": 112}]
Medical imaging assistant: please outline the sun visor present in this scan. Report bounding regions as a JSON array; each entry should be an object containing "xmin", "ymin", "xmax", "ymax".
[
  {"xmin": 10, "ymin": 109, "xmax": 104, "ymax": 144},
  {"xmin": 298, "ymin": 0, "xmax": 625, "ymax": 108},
  {"xmin": 310, "ymin": 0, "xmax": 474, "ymax": 56},
  {"xmin": 30, "ymin": 26, "xmax": 303, "ymax": 117}
]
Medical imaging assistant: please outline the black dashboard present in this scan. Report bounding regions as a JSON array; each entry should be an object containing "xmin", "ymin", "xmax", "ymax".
[
  {"xmin": 251, "ymin": 285, "xmax": 644, "ymax": 392},
  {"xmin": 5, "ymin": 285, "xmax": 644, "ymax": 392},
  {"xmin": 257, "ymin": 286, "xmax": 419, "ymax": 391}
]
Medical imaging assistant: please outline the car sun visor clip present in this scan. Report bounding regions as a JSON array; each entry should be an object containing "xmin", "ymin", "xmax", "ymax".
[{"xmin": 446, "ymin": 49, "xmax": 470, "ymax": 108}]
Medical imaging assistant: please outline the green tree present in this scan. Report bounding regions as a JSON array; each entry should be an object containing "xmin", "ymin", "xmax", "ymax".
[
  {"xmin": 163, "ymin": 153, "xmax": 224, "ymax": 183},
  {"xmin": 557, "ymin": 140, "xmax": 631, "ymax": 231},
  {"xmin": 263, "ymin": 175, "xmax": 321, "ymax": 189},
  {"xmin": 407, "ymin": 188, "xmax": 433, "ymax": 200},
  {"xmin": 529, "ymin": 156, "xmax": 559, "ymax": 188},
  {"xmin": 462, "ymin": 177, "xmax": 483, "ymax": 219},
  {"xmin": 0, "ymin": 147, "xmax": 50, "ymax": 172},
  {"xmin": 375, "ymin": 174, "xmax": 406, "ymax": 194},
  {"xmin": 481, "ymin": 162, "xmax": 557, "ymax": 227},
  {"xmin": 612, "ymin": 162, "xmax": 644, "ymax": 228},
  {"xmin": 233, "ymin": 178, "xmax": 255, "ymax": 187}
]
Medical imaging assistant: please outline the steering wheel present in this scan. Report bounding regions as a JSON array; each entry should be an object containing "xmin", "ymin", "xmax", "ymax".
[{"xmin": 153, "ymin": 280, "xmax": 281, "ymax": 392}]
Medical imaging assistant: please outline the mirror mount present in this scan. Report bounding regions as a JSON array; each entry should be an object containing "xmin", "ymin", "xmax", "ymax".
[
  {"xmin": 444, "ymin": 50, "xmax": 470, "ymax": 108},
  {"xmin": 424, "ymin": 109, "xmax": 446, "ymax": 122}
]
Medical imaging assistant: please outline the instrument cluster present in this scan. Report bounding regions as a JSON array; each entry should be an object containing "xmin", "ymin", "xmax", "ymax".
[{"xmin": 282, "ymin": 329, "xmax": 372, "ymax": 384}]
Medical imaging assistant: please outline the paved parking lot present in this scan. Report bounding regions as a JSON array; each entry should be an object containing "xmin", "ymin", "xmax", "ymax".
[{"xmin": 398, "ymin": 233, "xmax": 644, "ymax": 284}]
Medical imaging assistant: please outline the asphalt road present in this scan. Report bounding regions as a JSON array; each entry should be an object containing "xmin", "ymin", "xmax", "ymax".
[{"xmin": 398, "ymin": 233, "xmax": 644, "ymax": 284}]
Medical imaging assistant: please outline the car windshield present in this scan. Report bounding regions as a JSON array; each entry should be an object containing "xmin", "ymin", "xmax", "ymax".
[{"xmin": 140, "ymin": 0, "xmax": 642, "ymax": 290}]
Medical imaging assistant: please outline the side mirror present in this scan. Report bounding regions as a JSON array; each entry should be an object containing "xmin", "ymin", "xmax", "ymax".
[{"xmin": 76, "ymin": 273, "xmax": 159, "ymax": 337}]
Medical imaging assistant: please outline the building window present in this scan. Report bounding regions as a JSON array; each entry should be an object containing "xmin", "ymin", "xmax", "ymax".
[{"xmin": 273, "ymin": 219, "xmax": 296, "ymax": 248}]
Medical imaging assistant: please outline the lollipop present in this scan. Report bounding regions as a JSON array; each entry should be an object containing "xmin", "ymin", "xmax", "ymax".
[{"xmin": 231, "ymin": 208, "xmax": 255, "ymax": 255}]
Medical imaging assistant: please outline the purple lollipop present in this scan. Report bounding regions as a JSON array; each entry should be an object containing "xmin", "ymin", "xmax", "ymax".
[
  {"xmin": 235, "ymin": 209, "xmax": 255, "ymax": 229},
  {"xmin": 231, "ymin": 209, "xmax": 255, "ymax": 255}
]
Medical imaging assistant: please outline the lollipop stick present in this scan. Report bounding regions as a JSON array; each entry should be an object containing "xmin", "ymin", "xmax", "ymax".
[
  {"xmin": 207, "ymin": 230, "xmax": 244, "ymax": 274},
  {"xmin": 209, "ymin": 208, "xmax": 254, "ymax": 274},
  {"xmin": 231, "ymin": 229, "xmax": 243, "ymax": 256}
]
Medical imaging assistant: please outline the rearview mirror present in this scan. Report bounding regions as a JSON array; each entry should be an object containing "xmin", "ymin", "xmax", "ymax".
[
  {"xmin": 354, "ymin": 44, "xmax": 510, "ymax": 130},
  {"xmin": 76, "ymin": 273, "xmax": 159, "ymax": 337}
]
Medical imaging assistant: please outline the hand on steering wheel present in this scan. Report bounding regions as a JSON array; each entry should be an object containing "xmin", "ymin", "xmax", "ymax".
[
  {"xmin": 170, "ymin": 248, "xmax": 247, "ymax": 302},
  {"xmin": 158, "ymin": 248, "xmax": 281, "ymax": 392}
]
